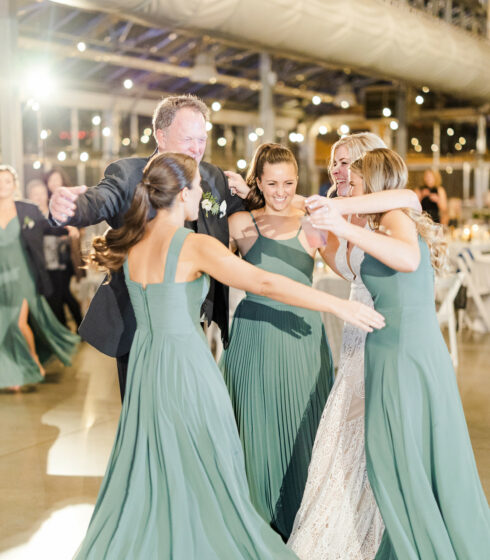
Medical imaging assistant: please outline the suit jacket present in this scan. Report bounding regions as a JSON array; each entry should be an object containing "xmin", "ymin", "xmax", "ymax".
[
  {"xmin": 60, "ymin": 154, "xmax": 242, "ymax": 357},
  {"xmin": 16, "ymin": 201, "xmax": 67, "ymax": 298}
]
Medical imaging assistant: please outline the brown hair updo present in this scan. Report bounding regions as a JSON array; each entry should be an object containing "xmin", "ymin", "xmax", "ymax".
[
  {"xmin": 89, "ymin": 152, "xmax": 197, "ymax": 275},
  {"xmin": 245, "ymin": 143, "xmax": 298, "ymax": 210}
]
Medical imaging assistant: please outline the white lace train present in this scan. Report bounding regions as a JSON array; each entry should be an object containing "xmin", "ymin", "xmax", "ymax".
[{"xmin": 288, "ymin": 241, "xmax": 384, "ymax": 560}]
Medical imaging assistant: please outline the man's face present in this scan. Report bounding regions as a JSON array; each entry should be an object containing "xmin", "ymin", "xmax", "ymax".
[{"xmin": 155, "ymin": 108, "xmax": 207, "ymax": 163}]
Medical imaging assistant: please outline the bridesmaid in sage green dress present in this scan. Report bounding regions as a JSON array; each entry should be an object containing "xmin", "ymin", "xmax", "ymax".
[
  {"xmin": 75, "ymin": 152, "xmax": 383, "ymax": 559},
  {"xmin": 308, "ymin": 148, "xmax": 490, "ymax": 560},
  {"xmin": 221, "ymin": 144, "xmax": 334, "ymax": 540},
  {"xmin": 0, "ymin": 165, "xmax": 79, "ymax": 390}
]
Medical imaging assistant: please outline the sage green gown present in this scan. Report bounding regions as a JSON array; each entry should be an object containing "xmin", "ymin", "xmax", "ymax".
[
  {"xmin": 74, "ymin": 228, "xmax": 298, "ymax": 560},
  {"xmin": 0, "ymin": 217, "xmax": 79, "ymax": 388},
  {"xmin": 362, "ymin": 238, "xmax": 490, "ymax": 560},
  {"xmin": 221, "ymin": 215, "xmax": 335, "ymax": 540}
]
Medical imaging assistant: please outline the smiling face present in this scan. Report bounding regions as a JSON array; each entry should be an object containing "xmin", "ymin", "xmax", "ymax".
[
  {"xmin": 348, "ymin": 169, "xmax": 365, "ymax": 197},
  {"xmin": 155, "ymin": 108, "xmax": 207, "ymax": 163},
  {"xmin": 331, "ymin": 145, "xmax": 351, "ymax": 196},
  {"xmin": 0, "ymin": 170, "xmax": 17, "ymax": 201},
  {"xmin": 182, "ymin": 169, "xmax": 203, "ymax": 221},
  {"xmin": 256, "ymin": 161, "xmax": 298, "ymax": 213}
]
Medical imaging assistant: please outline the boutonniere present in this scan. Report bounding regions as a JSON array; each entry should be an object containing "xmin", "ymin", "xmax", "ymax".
[
  {"xmin": 23, "ymin": 216, "xmax": 35, "ymax": 230},
  {"xmin": 201, "ymin": 192, "xmax": 220, "ymax": 218}
]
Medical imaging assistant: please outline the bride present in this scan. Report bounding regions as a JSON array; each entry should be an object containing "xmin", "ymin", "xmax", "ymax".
[{"xmin": 288, "ymin": 133, "xmax": 421, "ymax": 559}]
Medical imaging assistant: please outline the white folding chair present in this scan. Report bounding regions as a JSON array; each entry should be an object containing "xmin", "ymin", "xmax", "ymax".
[
  {"xmin": 456, "ymin": 251, "xmax": 490, "ymax": 332},
  {"xmin": 436, "ymin": 272, "xmax": 464, "ymax": 369}
]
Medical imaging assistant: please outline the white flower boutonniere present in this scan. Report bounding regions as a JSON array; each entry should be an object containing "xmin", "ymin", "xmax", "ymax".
[
  {"xmin": 201, "ymin": 192, "xmax": 220, "ymax": 218},
  {"xmin": 23, "ymin": 216, "xmax": 35, "ymax": 230},
  {"xmin": 219, "ymin": 200, "xmax": 227, "ymax": 219}
]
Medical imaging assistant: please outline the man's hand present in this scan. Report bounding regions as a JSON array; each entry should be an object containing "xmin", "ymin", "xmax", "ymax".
[
  {"xmin": 224, "ymin": 171, "xmax": 250, "ymax": 199},
  {"xmin": 49, "ymin": 185, "xmax": 87, "ymax": 223}
]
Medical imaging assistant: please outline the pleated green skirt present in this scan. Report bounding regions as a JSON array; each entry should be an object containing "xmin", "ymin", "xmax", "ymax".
[{"xmin": 221, "ymin": 294, "xmax": 334, "ymax": 539}]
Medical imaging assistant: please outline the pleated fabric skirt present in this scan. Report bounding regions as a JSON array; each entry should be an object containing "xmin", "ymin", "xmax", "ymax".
[
  {"xmin": 221, "ymin": 295, "xmax": 334, "ymax": 540},
  {"xmin": 75, "ymin": 326, "xmax": 298, "ymax": 559},
  {"xmin": 365, "ymin": 309, "xmax": 490, "ymax": 560}
]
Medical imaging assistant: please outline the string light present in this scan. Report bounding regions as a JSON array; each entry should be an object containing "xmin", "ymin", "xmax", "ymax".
[
  {"xmin": 248, "ymin": 132, "xmax": 258, "ymax": 142},
  {"xmin": 382, "ymin": 107, "xmax": 392, "ymax": 117},
  {"xmin": 237, "ymin": 159, "xmax": 247, "ymax": 170},
  {"xmin": 211, "ymin": 101, "xmax": 222, "ymax": 112},
  {"xmin": 217, "ymin": 137, "xmax": 227, "ymax": 146}
]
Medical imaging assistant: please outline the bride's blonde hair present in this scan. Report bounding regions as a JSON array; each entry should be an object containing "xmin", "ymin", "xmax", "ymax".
[{"xmin": 350, "ymin": 148, "xmax": 447, "ymax": 271}]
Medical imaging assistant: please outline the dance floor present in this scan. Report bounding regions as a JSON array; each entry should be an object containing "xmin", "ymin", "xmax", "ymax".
[{"xmin": 0, "ymin": 331, "xmax": 489, "ymax": 559}]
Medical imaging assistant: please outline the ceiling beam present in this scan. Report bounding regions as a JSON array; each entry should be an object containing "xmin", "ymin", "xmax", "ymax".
[{"xmin": 18, "ymin": 35, "xmax": 335, "ymax": 103}]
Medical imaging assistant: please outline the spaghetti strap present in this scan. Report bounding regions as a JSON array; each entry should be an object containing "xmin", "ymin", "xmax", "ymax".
[
  {"xmin": 296, "ymin": 222, "xmax": 303, "ymax": 238},
  {"xmin": 163, "ymin": 227, "xmax": 192, "ymax": 283},
  {"xmin": 249, "ymin": 212, "xmax": 261, "ymax": 236}
]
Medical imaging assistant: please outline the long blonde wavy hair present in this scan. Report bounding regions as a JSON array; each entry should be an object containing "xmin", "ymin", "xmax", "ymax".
[{"xmin": 350, "ymin": 148, "xmax": 447, "ymax": 271}]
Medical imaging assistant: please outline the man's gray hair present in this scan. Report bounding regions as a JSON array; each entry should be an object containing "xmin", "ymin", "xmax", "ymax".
[{"xmin": 152, "ymin": 95, "xmax": 210, "ymax": 138}]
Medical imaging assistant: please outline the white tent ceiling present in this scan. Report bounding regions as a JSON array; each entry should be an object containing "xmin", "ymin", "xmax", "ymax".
[{"xmin": 49, "ymin": 0, "xmax": 490, "ymax": 102}]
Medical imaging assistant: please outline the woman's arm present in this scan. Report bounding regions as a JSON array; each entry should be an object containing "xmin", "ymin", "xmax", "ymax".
[
  {"xmin": 306, "ymin": 189, "xmax": 421, "ymax": 215},
  {"xmin": 309, "ymin": 205, "xmax": 420, "ymax": 273},
  {"xmin": 189, "ymin": 234, "xmax": 385, "ymax": 332}
]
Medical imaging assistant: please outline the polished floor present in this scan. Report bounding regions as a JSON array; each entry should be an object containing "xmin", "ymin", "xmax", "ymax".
[{"xmin": 0, "ymin": 330, "xmax": 489, "ymax": 559}]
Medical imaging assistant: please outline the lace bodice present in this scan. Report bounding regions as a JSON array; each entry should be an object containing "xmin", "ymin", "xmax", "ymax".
[{"xmin": 334, "ymin": 234, "xmax": 366, "ymax": 287}]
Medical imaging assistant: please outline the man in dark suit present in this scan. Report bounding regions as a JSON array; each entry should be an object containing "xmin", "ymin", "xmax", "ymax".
[{"xmin": 49, "ymin": 95, "xmax": 245, "ymax": 400}]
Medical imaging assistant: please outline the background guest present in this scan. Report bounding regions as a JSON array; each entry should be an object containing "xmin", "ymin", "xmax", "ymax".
[
  {"xmin": 419, "ymin": 168, "xmax": 448, "ymax": 225},
  {"xmin": 34, "ymin": 170, "xmax": 84, "ymax": 328},
  {"xmin": 0, "ymin": 165, "xmax": 79, "ymax": 391}
]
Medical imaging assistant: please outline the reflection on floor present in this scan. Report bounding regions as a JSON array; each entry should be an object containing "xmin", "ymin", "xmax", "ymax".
[{"xmin": 0, "ymin": 332, "xmax": 489, "ymax": 559}]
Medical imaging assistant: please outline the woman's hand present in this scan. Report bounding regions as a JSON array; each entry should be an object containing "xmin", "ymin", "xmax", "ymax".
[
  {"xmin": 332, "ymin": 299, "xmax": 385, "ymax": 333},
  {"xmin": 224, "ymin": 171, "xmax": 250, "ymax": 199},
  {"xmin": 308, "ymin": 200, "xmax": 351, "ymax": 238},
  {"xmin": 305, "ymin": 195, "xmax": 348, "ymax": 214}
]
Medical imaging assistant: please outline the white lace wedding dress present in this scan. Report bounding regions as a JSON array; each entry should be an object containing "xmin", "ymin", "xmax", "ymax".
[{"xmin": 288, "ymin": 236, "xmax": 384, "ymax": 559}]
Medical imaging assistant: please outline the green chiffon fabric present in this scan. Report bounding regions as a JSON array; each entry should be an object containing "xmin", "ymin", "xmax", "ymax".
[
  {"xmin": 220, "ymin": 216, "xmax": 334, "ymax": 539},
  {"xmin": 0, "ymin": 217, "xmax": 79, "ymax": 388},
  {"xmin": 362, "ymin": 238, "xmax": 490, "ymax": 559},
  {"xmin": 74, "ymin": 228, "xmax": 298, "ymax": 560}
]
